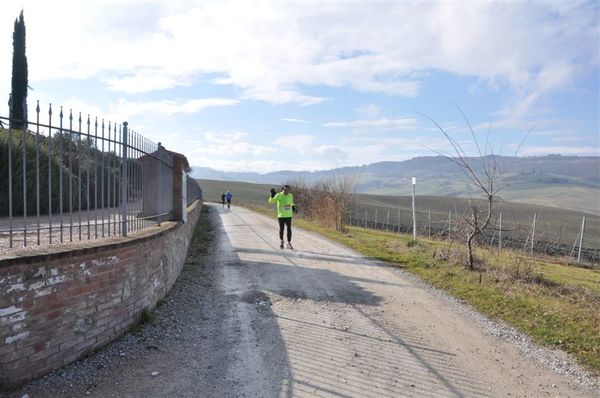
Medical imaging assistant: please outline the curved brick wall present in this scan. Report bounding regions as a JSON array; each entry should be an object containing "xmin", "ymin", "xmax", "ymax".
[{"xmin": 0, "ymin": 201, "xmax": 202, "ymax": 389}]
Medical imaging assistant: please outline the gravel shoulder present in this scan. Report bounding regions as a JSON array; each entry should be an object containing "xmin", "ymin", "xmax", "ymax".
[{"xmin": 8, "ymin": 203, "xmax": 599, "ymax": 398}]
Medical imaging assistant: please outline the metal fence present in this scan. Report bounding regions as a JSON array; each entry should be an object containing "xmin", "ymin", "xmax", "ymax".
[
  {"xmin": 0, "ymin": 100, "xmax": 202, "ymax": 252},
  {"xmin": 348, "ymin": 206, "xmax": 599, "ymax": 266},
  {"xmin": 187, "ymin": 175, "xmax": 203, "ymax": 207}
]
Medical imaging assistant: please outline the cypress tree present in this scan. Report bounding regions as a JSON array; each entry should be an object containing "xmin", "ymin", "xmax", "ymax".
[{"xmin": 10, "ymin": 10, "xmax": 28, "ymax": 130}]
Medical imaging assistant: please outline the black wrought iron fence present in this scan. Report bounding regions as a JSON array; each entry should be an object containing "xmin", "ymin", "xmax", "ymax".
[{"xmin": 0, "ymin": 100, "xmax": 202, "ymax": 252}]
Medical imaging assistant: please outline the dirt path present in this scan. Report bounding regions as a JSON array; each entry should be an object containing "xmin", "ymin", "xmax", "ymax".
[{"xmin": 11, "ymin": 203, "xmax": 598, "ymax": 397}]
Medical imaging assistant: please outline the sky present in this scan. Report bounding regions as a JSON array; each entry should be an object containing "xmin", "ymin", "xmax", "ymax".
[{"xmin": 1, "ymin": 0, "xmax": 598, "ymax": 173}]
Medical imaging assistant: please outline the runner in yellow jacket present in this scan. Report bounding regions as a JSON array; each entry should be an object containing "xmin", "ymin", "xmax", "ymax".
[{"xmin": 268, "ymin": 184, "xmax": 296, "ymax": 249}]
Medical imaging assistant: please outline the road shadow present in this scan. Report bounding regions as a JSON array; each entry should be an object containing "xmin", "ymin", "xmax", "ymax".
[{"xmin": 217, "ymin": 204, "xmax": 493, "ymax": 397}]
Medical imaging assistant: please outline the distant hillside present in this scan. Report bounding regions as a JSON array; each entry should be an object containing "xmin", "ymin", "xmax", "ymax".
[{"xmin": 191, "ymin": 155, "xmax": 600, "ymax": 215}]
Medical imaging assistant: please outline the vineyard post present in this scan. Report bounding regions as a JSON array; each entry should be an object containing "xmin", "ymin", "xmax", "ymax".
[
  {"xmin": 428, "ymin": 208, "xmax": 431, "ymax": 238},
  {"xmin": 445, "ymin": 209, "xmax": 452, "ymax": 238},
  {"xmin": 577, "ymin": 216, "xmax": 586, "ymax": 264},
  {"xmin": 385, "ymin": 209, "xmax": 390, "ymax": 232},
  {"xmin": 556, "ymin": 225, "xmax": 563, "ymax": 247},
  {"xmin": 530, "ymin": 213, "xmax": 537, "ymax": 254},
  {"xmin": 498, "ymin": 211, "xmax": 502, "ymax": 250},
  {"xmin": 411, "ymin": 176, "xmax": 417, "ymax": 241}
]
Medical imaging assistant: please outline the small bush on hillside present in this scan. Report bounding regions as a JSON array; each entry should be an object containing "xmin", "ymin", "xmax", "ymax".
[{"xmin": 288, "ymin": 174, "xmax": 356, "ymax": 232}]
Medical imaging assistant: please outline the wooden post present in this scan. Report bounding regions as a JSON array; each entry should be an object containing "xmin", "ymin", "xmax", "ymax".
[
  {"xmin": 557, "ymin": 225, "xmax": 563, "ymax": 246},
  {"xmin": 498, "ymin": 211, "xmax": 502, "ymax": 250},
  {"xmin": 428, "ymin": 209, "xmax": 431, "ymax": 238}
]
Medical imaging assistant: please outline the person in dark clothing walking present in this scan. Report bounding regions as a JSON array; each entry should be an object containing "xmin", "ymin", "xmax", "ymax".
[{"xmin": 225, "ymin": 191, "xmax": 233, "ymax": 209}]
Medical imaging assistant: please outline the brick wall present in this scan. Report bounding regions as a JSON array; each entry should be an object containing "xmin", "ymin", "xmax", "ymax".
[{"xmin": 0, "ymin": 200, "xmax": 202, "ymax": 389}]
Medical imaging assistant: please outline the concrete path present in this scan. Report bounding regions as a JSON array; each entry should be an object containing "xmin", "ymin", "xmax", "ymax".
[{"xmin": 13, "ymin": 203, "xmax": 597, "ymax": 397}]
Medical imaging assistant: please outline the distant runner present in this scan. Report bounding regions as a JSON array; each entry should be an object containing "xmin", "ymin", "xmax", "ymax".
[
  {"xmin": 225, "ymin": 191, "xmax": 233, "ymax": 210},
  {"xmin": 221, "ymin": 193, "xmax": 226, "ymax": 208},
  {"xmin": 268, "ymin": 185, "xmax": 296, "ymax": 249}
]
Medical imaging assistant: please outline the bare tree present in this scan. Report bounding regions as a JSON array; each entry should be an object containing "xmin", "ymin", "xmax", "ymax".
[
  {"xmin": 287, "ymin": 172, "xmax": 356, "ymax": 232},
  {"xmin": 420, "ymin": 106, "xmax": 528, "ymax": 270}
]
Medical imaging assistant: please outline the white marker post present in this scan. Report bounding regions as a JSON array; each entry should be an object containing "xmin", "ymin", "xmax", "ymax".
[{"xmin": 411, "ymin": 176, "xmax": 417, "ymax": 241}]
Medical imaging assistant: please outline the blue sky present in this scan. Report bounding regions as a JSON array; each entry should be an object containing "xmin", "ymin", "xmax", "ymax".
[{"xmin": 1, "ymin": 1, "xmax": 598, "ymax": 172}]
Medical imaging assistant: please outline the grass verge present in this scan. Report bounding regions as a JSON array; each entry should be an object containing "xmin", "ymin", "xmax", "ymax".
[{"xmin": 245, "ymin": 203, "xmax": 600, "ymax": 375}]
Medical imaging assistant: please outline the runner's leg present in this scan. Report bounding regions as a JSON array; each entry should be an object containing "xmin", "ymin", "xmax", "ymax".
[
  {"xmin": 278, "ymin": 218, "xmax": 285, "ymax": 248},
  {"xmin": 285, "ymin": 218, "xmax": 292, "ymax": 243}
]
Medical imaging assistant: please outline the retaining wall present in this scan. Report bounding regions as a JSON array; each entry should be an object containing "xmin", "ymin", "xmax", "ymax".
[{"xmin": 0, "ymin": 200, "xmax": 202, "ymax": 389}]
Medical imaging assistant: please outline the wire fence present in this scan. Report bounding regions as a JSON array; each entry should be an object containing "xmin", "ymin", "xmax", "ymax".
[
  {"xmin": 0, "ymin": 100, "xmax": 202, "ymax": 254},
  {"xmin": 348, "ymin": 206, "xmax": 599, "ymax": 267}
]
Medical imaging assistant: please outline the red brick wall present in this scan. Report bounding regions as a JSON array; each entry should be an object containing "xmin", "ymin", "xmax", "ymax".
[{"xmin": 0, "ymin": 201, "xmax": 202, "ymax": 389}]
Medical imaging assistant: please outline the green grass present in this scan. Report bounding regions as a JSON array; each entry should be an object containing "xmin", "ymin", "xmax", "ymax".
[
  {"xmin": 139, "ymin": 308, "xmax": 155, "ymax": 324},
  {"xmin": 244, "ymin": 202, "xmax": 600, "ymax": 374}
]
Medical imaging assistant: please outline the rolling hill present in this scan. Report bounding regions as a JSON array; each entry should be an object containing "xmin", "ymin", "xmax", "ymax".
[{"xmin": 192, "ymin": 155, "xmax": 600, "ymax": 215}]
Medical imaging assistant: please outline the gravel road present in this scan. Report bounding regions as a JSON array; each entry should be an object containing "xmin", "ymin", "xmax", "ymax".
[{"xmin": 10, "ymin": 203, "xmax": 599, "ymax": 397}]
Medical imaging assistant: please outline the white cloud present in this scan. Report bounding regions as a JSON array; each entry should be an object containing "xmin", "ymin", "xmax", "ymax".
[
  {"xmin": 1, "ymin": 0, "xmax": 595, "ymax": 110},
  {"xmin": 188, "ymin": 157, "xmax": 284, "ymax": 173},
  {"xmin": 314, "ymin": 145, "xmax": 348, "ymax": 161},
  {"xmin": 104, "ymin": 71, "xmax": 183, "ymax": 94},
  {"xmin": 274, "ymin": 134, "xmax": 315, "ymax": 154},
  {"xmin": 188, "ymin": 131, "xmax": 276, "ymax": 158},
  {"xmin": 110, "ymin": 98, "xmax": 239, "ymax": 118},
  {"xmin": 550, "ymin": 136, "xmax": 584, "ymax": 143},
  {"xmin": 272, "ymin": 135, "xmax": 355, "ymax": 164},
  {"xmin": 355, "ymin": 104, "xmax": 383, "ymax": 120},
  {"xmin": 280, "ymin": 118, "xmax": 312, "ymax": 124},
  {"xmin": 28, "ymin": 96, "xmax": 105, "ymax": 125},
  {"xmin": 324, "ymin": 117, "xmax": 418, "ymax": 130},
  {"xmin": 185, "ymin": 128, "xmax": 526, "ymax": 173}
]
